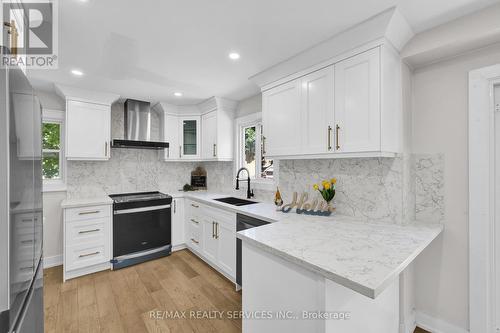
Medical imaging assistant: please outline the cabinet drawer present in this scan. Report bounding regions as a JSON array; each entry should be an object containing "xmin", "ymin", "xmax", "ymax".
[
  {"xmin": 65, "ymin": 205, "xmax": 110, "ymax": 222},
  {"xmin": 65, "ymin": 242, "xmax": 109, "ymax": 271},
  {"xmin": 65, "ymin": 218, "xmax": 109, "ymax": 246},
  {"xmin": 187, "ymin": 224, "xmax": 201, "ymax": 251}
]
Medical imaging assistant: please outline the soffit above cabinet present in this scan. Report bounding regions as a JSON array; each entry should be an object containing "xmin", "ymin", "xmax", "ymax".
[
  {"xmin": 153, "ymin": 96, "xmax": 237, "ymax": 116},
  {"xmin": 54, "ymin": 84, "xmax": 120, "ymax": 106},
  {"xmin": 249, "ymin": 7, "xmax": 414, "ymax": 90}
]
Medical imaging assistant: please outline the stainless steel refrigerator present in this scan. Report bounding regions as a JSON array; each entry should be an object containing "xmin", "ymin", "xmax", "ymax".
[{"xmin": 0, "ymin": 60, "xmax": 44, "ymax": 332}]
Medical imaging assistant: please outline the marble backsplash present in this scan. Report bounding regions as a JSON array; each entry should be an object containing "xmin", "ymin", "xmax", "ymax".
[
  {"xmin": 66, "ymin": 105, "xmax": 443, "ymax": 224},
  {"xmin": 67, "ymin": 153, "xmax": 444, "ymax": 225}
]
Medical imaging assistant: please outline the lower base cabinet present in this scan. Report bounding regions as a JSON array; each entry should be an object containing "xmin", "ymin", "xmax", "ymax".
[
  {"xmin": 171, "ymin": 197, "xmax": 185, "ymax": 250},
  {"xmin": 185, "ymin": 199, "xmax": 236, "ymax": 282},
  {"xmin": 62, "ymin": 203, "xmax": 112, "ymax": 281}
]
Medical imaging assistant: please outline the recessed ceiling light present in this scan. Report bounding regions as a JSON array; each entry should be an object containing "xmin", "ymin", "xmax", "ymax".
[
  {"xmin": 174, "ymin": 92, "xmax": 183, "ymax": 97},
  {"xmin": 228, "ymin": 52, "xmax": 240, "ymax": 60},
  {"xmin": 71, "ymin": 69, "xmax": 84, "ymax": 76}
]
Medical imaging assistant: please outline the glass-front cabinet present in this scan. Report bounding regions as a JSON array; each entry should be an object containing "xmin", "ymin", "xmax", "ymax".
[{"xmin": 179, "ymin": 116, "xmax": 200, "ymax": 159}]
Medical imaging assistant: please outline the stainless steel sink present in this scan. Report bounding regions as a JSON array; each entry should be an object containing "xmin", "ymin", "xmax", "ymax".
[{"xmin": 214, "ymin": 197, "xmax": 257, "ymax": 206}]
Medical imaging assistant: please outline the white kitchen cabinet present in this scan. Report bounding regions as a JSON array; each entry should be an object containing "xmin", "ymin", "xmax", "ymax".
[
  {"xmin": 184, "ymin": 199, "xmax": 237, "ymax": 282},
  {"xmin": 334, "ymin": 47, "xmax": 380, "ymax": 153},
  {"xmin": 262, "ymin": 80, "xmax": 302, "ymax": 157},
  {"xmin": 66, "ymin": 100, "xmax": 111, "ymax": 160},
  {"xmin": 179, "ymin": 116, "xmax": 201, "ymax": 159},
  {"xmin": 62, "ymin": 202, "xmax": 112, "ymax": 281},
  {"xmin": 202, "ymin": 220, "xmax": 218, "ymax": 263},
  {"xmin": 164, "ymin": 113, "xmax": 180, "ymax": 161},
  {"xmin": 171, "ymin": 198, "xmax": 185, "ymax": 250},
  {"xmin": 300, "ymin": 66, "xmax": 335, "ymax": 155},
  {"xmin": 216, "ymin": 220, "xmax": 236, "ymax": 278},
  {"xmin": 261, "ymin": 45, "xmax": 401, "ymax": 159},
  {"xmin": 201, "ymin": 111, "xmax": 217, "ymax": 159}
]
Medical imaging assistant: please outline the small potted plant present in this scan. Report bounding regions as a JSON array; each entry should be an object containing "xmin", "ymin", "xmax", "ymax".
[{"xmin": 313, "ymin": 178, "xmax": 337, "ymax": 204}]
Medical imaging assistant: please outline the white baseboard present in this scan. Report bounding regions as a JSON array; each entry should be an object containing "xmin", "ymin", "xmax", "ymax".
[
  {"xmin": 416, "ymin": 311, "xmax": 468, "ymax": 333},
  {"xmin": 172, "ymin": 243, "xmax": 187, "ymax": 252},
  {"xmin": 43, "ymin": 254, "xmax": 63, "ymax": 268}
]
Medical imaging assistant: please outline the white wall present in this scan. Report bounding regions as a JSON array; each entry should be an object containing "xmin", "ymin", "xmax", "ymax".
[
  {"xmin": 236, "ymin": 93, "xmax": 262, "ymax": 118},
  {"xmin": 412, "ymin": 42, "xmax": 500, "ymax": 331}
]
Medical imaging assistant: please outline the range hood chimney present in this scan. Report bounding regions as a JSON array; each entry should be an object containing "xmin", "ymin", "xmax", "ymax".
[{"xmin": 112, "ymin": 99, "xmax": 169, "ymax": 149}]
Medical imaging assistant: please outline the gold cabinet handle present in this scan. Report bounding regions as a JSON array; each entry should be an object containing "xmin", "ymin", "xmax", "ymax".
[
  {"xmin": 262, "ymin": 136, "xmax": 266, "ymax": 155},
  {"xmin": 191, "ymin": 203, "xmax": 199, "ymax": 208},
  {"xmin": 79, "ymin": 228, "xmax": 100, "ymax": 234},
  {"xmin": 212, "ymin": 221, "xmax": 215, "ymax": 238},
  {"xmin": 327, "ymin": 126, "xmax": 332, "ymax": 150},
  {"xmin": 104, "ymin": 141, "xmax": 108, "ymax": 157},
  {"xmin": 191, "ymin": 238, "xmax": 199, "ymax": 245},
  {"xmin": 190, "ymin": 218, "xmax": 199, "ymax": 224},
  {"xmin": 336, "ymin": 124, "xmax": 340, "ymax": 150},
  {"xmin": 78, "ymin": 210, "xmax": 100, "ymax": 215},
  {"xmin": 213, "ymin": 143, "xmax": 217, "ymax": 157},
  {"xmin": 215, "ymin": 222, "xmax": 219, "ymax": 239},
  {"xmin": 179, "ymin": 145, "xmax": 182, "ymax": 158},
  {"xmin": 79, "ymin": 251, "xmax": 100, "ymax": 258}
]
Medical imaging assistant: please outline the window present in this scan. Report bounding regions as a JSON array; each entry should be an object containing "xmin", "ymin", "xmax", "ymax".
[
  {"xmin": 239, "ymin": 121, "xmax": 273, "ymax": 180},
  {"xmin": 42, "ymin": 109, "xmax": 65, "ymax": 192}
]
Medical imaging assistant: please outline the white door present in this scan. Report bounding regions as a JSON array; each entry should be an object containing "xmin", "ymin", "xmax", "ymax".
[
  {"xmin": 202, "ymin": 219, "xmax": 217, "ymax": 263},
  {"xmin": 216, "ymin": 222, "xmax": 236, "ymax": 278},
  {"xmin": 171, "ymin": 198, "xmax": 185, "ymax": 248},
  {"xmin": 334, "ymin": 47, "xmax": 380, "ymax": 153},
  {"xmin": 301, "ymin": 66, "xmax": 335, "ymax": 155},
  {"xmin": 201, "ymin": 111, "xmax": 217, "ymax": 159},
  {"xmin": 66, "ymin": 100, "xmax": 110, "ymax": 160},
  {"xmin": 262, "ymin": 80, "xmax": 302, "ymax": 157},
  {"xmin": 164, "ymin": 114, "xmax": 180, "ymax": 160},
  {"xmin": 179, "ymin": 116, "xmax": 201, "ymax": 159}
]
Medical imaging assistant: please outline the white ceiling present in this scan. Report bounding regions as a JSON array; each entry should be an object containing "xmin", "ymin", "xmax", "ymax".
[{"xmin": 28, "ymin": 0, "xmax": 499, "ymax": 105}]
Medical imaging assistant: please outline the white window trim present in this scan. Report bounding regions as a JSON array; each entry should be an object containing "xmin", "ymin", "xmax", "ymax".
[
  {"xmin": 234, "ymin": 113, "xmax": 275, "ymax": 190},
  {"xmin": 42, "ymin": 108, "xmax": 66, "ymax": 192}
]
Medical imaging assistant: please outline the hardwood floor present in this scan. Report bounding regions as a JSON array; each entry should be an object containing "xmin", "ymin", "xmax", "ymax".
[
  {"xmin": 44, "ymin": 249, "xmax": 242, "ymax": 333},
  {"xmin": 44, "ymin": 249, "xmax": 431, "ymax": 333}
]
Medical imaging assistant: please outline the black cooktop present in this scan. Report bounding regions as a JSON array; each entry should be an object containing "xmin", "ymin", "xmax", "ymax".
[{"xmin": 109, "ymin": 191, "xmax": 170, "ymax": 204}]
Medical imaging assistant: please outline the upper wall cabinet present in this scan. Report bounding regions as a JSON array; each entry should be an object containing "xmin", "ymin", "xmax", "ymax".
[
  {"xmin": 55, "ymin": 85, "xmax": 120, "ymax": 161},
  {"xmin": 156, "ymin": 97, "xmax": 236, "ymax": 162},
  {"xmin": 261, "ymin": 45, "xmax": 401, "ymax": 159}
]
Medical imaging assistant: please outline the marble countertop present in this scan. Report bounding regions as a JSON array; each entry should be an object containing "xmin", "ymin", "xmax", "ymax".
[
  {"xmin": 181, "ymin": 192, "xmax": 282, "ymax": 223},
  {"xmin": 237, "ymin": 213, "xmax": 443, "ymax": 299},
  {"xmin": 61, "ymin": 196, "xmax": 113, "ymax": 208}
]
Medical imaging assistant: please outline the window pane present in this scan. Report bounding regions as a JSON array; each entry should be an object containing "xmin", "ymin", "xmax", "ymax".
[
  {"xmin": 261, "ymin": 125, "xmax": 273, "ymax": 179},
  {"xmin": 42, "ymin": 152, "xmax": 60, "ymax": 179},
  {"xmin": 42, "ymin": 122, "xmax": 60, "ymax": 150},
  {"xmin": 183, "ymin": 120, "xmax": 197, "ymax": 155},
  {"xmin": 243, "ymin": 126, "xmax": 256, "ymax": 178}
]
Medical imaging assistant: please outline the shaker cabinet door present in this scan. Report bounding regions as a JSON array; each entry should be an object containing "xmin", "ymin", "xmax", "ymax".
[
  {"xmin": 66, "ymin": 100, "xmax": 110, "ymax": 160},
  {"xmin": 334, "ymin": 48, "xmax": 380, "ymax": 153},
  {"xmin": 201, "ymin": 111, "xmax": 217, "ymax": 159},
  {"xmin": 262, "ymin": 80, "xmax": 302, "ymax": 157}
]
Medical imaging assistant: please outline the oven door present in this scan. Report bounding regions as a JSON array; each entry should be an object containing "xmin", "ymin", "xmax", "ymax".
[{"xmin": 113, "ymin": 204, "xmax": 171, "ymax": 258}]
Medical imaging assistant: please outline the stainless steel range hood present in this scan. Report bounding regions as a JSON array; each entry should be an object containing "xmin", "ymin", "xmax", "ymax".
[{"xmin": 112, "ymin": 99, "xmax": 169, "ymax": 149}]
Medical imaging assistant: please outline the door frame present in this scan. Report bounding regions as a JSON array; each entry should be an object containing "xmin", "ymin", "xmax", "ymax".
[{"xmin": 469, "ymin": 64, "xmax": 500, "ymax": 333}]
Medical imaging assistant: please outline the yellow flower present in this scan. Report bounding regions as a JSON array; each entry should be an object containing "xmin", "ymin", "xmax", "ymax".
[
  {"xmin": 322, "ymin": 180, "xmax": 328, "ymax": 186},
  {"xmin": 313, "ymin": 184, "xmax": 319, "ymax": 190},
  {"xmin": 324, "ymin": 183, "xmax": 331, "ymax": 190},
  {"xmin": 331, "ymin": 178, "xmax": 337, "ymax": 184}
]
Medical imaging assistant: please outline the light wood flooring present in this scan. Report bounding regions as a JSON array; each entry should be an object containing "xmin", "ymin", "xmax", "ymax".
[
  {"xmin": 44, "ymin": 249, "xmax": 242, "ymax": 333},
  {"xmin": 44, "ymin": 249, "xmax": 431, "ymax": 333}
]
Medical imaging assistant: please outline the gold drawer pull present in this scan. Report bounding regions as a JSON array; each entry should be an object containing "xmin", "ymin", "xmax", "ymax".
[
  {"xmin": 191, "ymin": 204, "xmax": 199, "ymax": 208},
  {"xmin": 190, "ymin": 218, "xmax": 199, "ymax": 224},
  {"xmin": 190, "ymin": 238, "xmax": 199, "ymax": 244},
  {"xmin": 336, "ymin": 124, "xmax": 340, "ymax": 150},
  {"xmin": 20, "ymin": 239, "xmax": 33, "ymax": 244},
  {"xmin": 79, "ymin": 228, "xmax": 100, "ymax": 234},
  {"xmin": 78, "ymin": 210, "xmax": 100, "ymax": 215},
  {"xmin": 327, "ymin": 126, "xmax": 332, "ymax": 150},
  {"xmin": 79, "ymin": 251, "xmax": 100, "ymax": 258}
]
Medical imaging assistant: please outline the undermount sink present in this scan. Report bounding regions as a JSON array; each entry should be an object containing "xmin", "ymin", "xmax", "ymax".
[{"xmin": 213, "ymin": 197, "xmax": 257, "ymax": 206}]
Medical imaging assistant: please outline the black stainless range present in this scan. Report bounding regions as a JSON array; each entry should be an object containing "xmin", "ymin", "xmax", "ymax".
[{"xmin": 109, "ymin": 191, "xmax": 172, "ymax": 269}]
